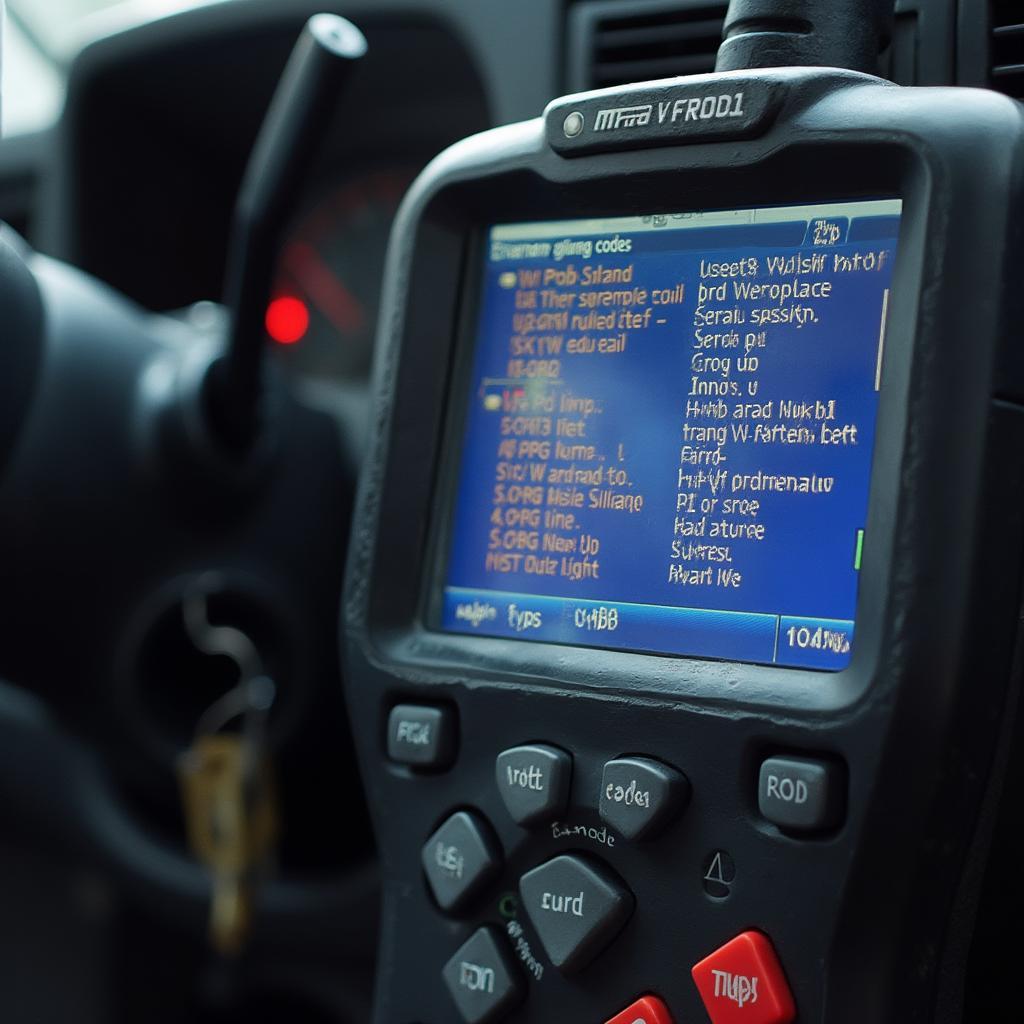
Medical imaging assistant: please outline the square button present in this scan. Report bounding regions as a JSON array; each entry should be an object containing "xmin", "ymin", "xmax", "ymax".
[
  {"xmin": 443, "ymin": 926, "xmax": 524, "ymax": 1024},
  {"xmin": 604, "ymin": 994, "xmax": 673, "ymax": 1024},
  {"xmin": 692, "ymin": 931, "xmax": 795, "ymax": 1024},
  {"xmin": 422, "ymin": 810, "xmax": 501, "ymax": 914},
  {"xmin": 387, "ymin": 703, "xmax": 455, "ymax": 769},
  {"xmin": 600, "ymin": 757, "xmax": 690, "ymax": 841},
  {"xmin": 518, "ymin": 854, "xmax": 633, "ymax": 973},
  {"xmin": 495, "ymin": 744, "xmax": 571, "ymax": 826},
  {"xmin": 758, "ymin": 755, "xmax": 843, "ymax": 832}
]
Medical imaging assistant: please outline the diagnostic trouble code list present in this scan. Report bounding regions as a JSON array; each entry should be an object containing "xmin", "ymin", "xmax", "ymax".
[{"xmin": 440, "ymin": 200, "xmax": 902, "ymax": 670}]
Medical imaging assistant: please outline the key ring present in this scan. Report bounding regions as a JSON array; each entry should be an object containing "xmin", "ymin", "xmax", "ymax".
[{"xmin": 182, "ymin": 575, "xmax": 276, "ymax": 764}]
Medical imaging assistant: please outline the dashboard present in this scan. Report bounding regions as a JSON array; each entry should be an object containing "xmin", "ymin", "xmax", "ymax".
[
  {"xmin": 22, "ymin": 0, "xmax": 976, "ymax": 396},
  {"xmin": 268, "ymin": 166, "xmax": 416, "ymax": 379},
  {"xmin": 37, "ymin": 1, "xmax": 504, "ymax": 381}
]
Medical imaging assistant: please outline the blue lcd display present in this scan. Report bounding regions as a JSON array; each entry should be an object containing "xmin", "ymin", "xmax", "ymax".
[{"xmin": 438, "ymin": 200, "xmax": 902, "ymax": 670}]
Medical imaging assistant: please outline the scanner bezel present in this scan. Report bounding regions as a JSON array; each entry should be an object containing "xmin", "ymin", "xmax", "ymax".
[
  {"xmin": 343, "ymin": 68, "xmax": 1024, "ymax": 1024},
  {"xmin": 357, "ymin": 75, "xmax": 938, "ymax": 717}
]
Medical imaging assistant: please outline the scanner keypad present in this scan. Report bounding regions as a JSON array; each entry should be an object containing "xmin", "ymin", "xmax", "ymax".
[{"xmin": 417, "ymin": 735, "xmax": 809, "ymax": 1023}]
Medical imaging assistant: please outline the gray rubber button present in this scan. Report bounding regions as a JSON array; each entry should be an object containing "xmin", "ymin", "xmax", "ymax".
[
  {"xmin": 422, "ymin": 811, "xmax": 501, "ymax": 913},
  {"xmin": 518, "ymin": 854, "xmax": 633, "ymax": 973},
  {"xmin": 442, "ymin": 926, "xmax": 524, "ymax": 1024},
  {"xmin": 387, "ymin": 703, "xmax": 455, "ymax": 768},
  {"xmin": 758, "ymin": 755, "xmax": 844, "ymax": 832},
  {"xmin": 599, "ymin": 757, "xmax": 690, "ymax": 841},
  {"xmin": 495, "ymin": 744, "xmax": 572, "ymax": 827}
]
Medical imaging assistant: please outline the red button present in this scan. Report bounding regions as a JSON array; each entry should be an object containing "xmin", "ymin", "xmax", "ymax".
[
  {"xmin": 691, "ymin": 931, "xmax": 795, "ymax": 1024},
  {"xmin": 604, "ymin": 994, "xmax": 674, "ymax": 1024}
]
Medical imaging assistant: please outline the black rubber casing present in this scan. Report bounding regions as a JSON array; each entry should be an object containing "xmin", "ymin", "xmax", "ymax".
[{"xmin": 343, "ymin": 68, "xmax": 1024, "ymax": 1023}]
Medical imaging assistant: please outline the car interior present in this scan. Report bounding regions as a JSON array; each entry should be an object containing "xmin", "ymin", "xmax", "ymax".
[{"xmin": 1, "ymin": 0, "xmax": 1024, "ymax": 1021}]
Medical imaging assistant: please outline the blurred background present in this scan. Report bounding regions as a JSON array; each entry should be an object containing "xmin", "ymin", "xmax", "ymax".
[{"xmin": 4, "ymin": 1, "xmax": 225, "ymax": 135}]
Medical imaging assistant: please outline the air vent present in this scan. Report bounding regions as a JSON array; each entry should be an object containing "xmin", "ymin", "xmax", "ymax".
[
  {"xmin": 991, "ymin": 1, "xmax": 1024, "ymax": 99},
  {"xmin": 570, "ymin": 0, "xmax": 727, "ymax": 91}
]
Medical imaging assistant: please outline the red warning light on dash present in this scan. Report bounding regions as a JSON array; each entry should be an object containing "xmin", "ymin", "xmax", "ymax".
[{"xmin": 265, "ymin": 296, "xmax": 310, "ymax": 345}]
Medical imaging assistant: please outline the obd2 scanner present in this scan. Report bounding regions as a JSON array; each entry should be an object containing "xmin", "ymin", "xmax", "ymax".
[{"xmin": 343, "ymin": 1, "xmax": 1024, "ymax": 1020}]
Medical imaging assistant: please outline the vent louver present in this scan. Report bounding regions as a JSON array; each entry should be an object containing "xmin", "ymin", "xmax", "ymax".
[
  {"xmin": 584, "ymin": 2, "xmax": 727, "ymax": 90},
  {"xmin": 991, "ymin": 1, "xmax": 1024, "ymax": 99}
]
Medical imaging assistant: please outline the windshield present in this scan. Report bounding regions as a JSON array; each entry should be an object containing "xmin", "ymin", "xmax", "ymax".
[
  {"xmin": 12, "ymin": 0, "xmax": 228, "ymax": 58},
  {"xmin": 3, "ymin": 0, "xmax": 232, "ymax": 134}
]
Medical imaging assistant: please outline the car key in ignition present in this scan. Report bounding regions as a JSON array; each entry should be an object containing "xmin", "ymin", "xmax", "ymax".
[{"xmin": 177, "ymin": 584, "xmax": 279, "ymax": 956}]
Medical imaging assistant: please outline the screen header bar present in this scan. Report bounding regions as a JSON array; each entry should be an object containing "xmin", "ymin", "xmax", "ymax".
[{"xmin": 490, "ymin": 199, "xmax": 903, "ymax": 243}]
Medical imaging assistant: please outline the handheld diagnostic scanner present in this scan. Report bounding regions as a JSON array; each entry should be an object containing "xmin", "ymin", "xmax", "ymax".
[{"xmin": 342, "ymin": 1, "xmax": 1024, "ymax": 1021}]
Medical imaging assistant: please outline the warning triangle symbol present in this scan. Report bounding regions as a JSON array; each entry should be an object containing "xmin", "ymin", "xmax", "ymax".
[{"xmin": 704, "ymin": 852, "xmax": 727, "ymax": 884}]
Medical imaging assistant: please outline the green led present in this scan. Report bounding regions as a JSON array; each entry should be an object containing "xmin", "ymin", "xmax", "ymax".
[{"xmin": 854, "ymin": 529, "xmax": 865, "ymax": 571}]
